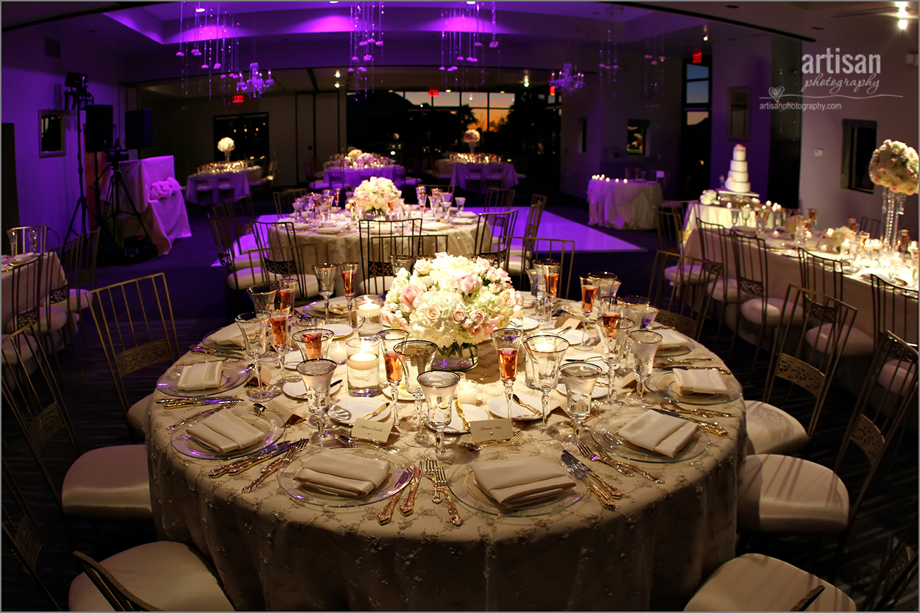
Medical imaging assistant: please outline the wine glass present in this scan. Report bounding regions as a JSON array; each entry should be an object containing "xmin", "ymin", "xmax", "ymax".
[
  {"xmin": 7, "ymin": 229, "xmax": 19, "ymax": 257},
  {"xmin": 295, "ymin": 359, "xmax": 338, "ymax": 446},
  {"xmin": 417, "ymin": 370, "xmax": 461, "ymax": 461},
  {"xmin": 28, "ymin": 228, "xmax": 40, "ymax": 254},
  {"xmin": 276, "ymin": 277, "xmax": 297, "ymax": 315},
  {"xmin": 626, "ymin": 330, "xmax": 662, "ymax": 407},
  {"xmin": 594, "ymin": 303, "xmax": 636, "ymax": 408},
  {"xmin": 269, "ymin": 309, "xmax": 292, "ymax": 377},
  {"xmin": 379, "ymin": 329, "xmax": 409, "ymax": 431},
  {"xmin": 522, "ymin": 334, "xmax": 570, "ymax": 433},
  {"xmin": 740, "ymin": 204, "xmax": 753, "ymax": 227},
  {"xmin": 588, "ymin": 271, "xmax": 621, "ymax": 300},
  {"xmin": 235, "ymin": 312, "xmax": 276, "ymax": 401},
  {"xmin": 617, "ymin": 295, "xmax": 649, "ymax": 318},
  {"xmin": 491, "ymin": 328, "xmax": 523, "ymax": 417},
  {"xmin": 416, "ymin": 187, "xmax": 427, "ymax": 208},
  {"xmin": 390, "ymin": 254, "xmax": 416, "ymax": 276},
  {"xmin": 312, "ymin": 263, "xmax": 338, "ymax": 319},
  {"xmin": 292, "ymin": 198, "xmax": 304, "ymax": 221},
  {"xmin": 729, "ymin": 206, "xmax": 741, "ymax": 227},
  {"xmin": 340, "ymin": 262, "xmax": 359, "ymax": 312},
  {"xmin": 558, "ymin": 362, "xmax": 602, "ymax": 442},
  {"xmin": 247, "ymin": 284, "xmax": 277, "ymax": 314},
  {"xmin": 292, "ymin": 328, "xmax": 334, "ymax": 360},
  {"xmin": 394, "ymin": 340, "xmax": 438, "ymax": 445},
  {"xmin": 577, "ymin": 274, "xmax": 599, "ymax": 348}
]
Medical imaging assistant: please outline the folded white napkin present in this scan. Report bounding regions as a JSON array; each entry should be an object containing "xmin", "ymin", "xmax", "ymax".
[
  {"xmin": 206, "ymin": 324, "xmax": 244, "ymax": 348},
  {"xmin": 186, "ymin": 411, "xmax": 263, "ymax": 453},
  {"xmin": 671, "ymin": 370, "xmax": 728, "ymax": 395},
  {"xmin": 177, "ymin": 361, "xmax": 223, "ymax": 391},
  {"xmin": 619, "ymin": 411, "xmax": 697, "ymax": 458},
  {"xmin": 656, "ymin": 329, "xmax": 690, "ymax": 349},
  {"xmin": 422, "ymin": 222, "xmax": 449, "ymax": 231},
  {"xmin": 294, "ymin": 450, "xmax": 391, "ymax": 497},
  {"xmin": 471, "ymin": 457, "xmax": 575, "ymax": 507}
]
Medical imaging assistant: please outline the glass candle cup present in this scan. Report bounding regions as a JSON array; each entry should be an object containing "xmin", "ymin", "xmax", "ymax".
[{"xmin": 345, "ymin": 337, "xmax": 381, "ymax": 397}]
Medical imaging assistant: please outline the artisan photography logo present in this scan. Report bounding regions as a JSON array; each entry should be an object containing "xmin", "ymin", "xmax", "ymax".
[{"xmin": 760, "ymin": 47, "xmax": 902, "ymax": 111}]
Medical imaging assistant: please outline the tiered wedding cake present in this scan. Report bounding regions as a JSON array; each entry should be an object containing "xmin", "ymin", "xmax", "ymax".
[{"xmin": 724, "ymin": 144, "xmax": 751, "ymax": 193}]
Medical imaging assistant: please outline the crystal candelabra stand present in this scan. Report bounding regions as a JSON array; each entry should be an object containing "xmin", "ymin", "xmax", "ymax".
[
  {"xmin": 550, "ymin": 64, "xmax": 584, "ymax": 96},
  {"xmin": 236, "ymin": 62, "xmax": 274, "ymax": 98},
  {"xmin": 882, "ymin": 188, "xmax": 907, "ymax": 249}
]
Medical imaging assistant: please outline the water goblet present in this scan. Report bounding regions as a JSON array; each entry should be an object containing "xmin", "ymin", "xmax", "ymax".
[
  {"xmin": 491, "ymin": 328, "xmax": 523, "ymax": 417},
  {"xmin": 626, "ymin": 330, "xmax": 662, "ymax": 407},
  {"xmin": 729, "ymin": 206, "xmax": 741, "ymax": 227},
  {"xmin": 292, "ymin": 198, "xmax": 304, "ymax": 221},
  {"xmin": 455, "ymin": 196, "xmax": 466, "ymax": 215},
  {"xmin": 594, "ymin": 308, "xmax": 637, "ymax": 408},
  {"xmin": 247, "ymin": 284, "xmax": 277, "ymax": 314},
  {"xmin": 394, "ymin": 340, "xmax": 438, "ymax": 445},
  {"xmin": 390, "ymin": 254, "xmax": 416, "ymax": 276},
  {"xmin": 630, "ymin": 305, "xmax": 659, "ymax": 330},
  {"xmin": 558, "ymin": 362, "xmax": 602, "ymax": 442},
  {"xmin": 522, "ymin": 334, "xmax": 570, "ymax": 433},
  {"xmin": 617, "ymin": 295, "xmax": 650, "ymax": 318},
  {"xmin": 292, "ymin": 328, "xmax": 334, "ymax": 361},
  {"xmin": 740, "ymin": 204, "xmax": 753, "ymax": 227},
  {"xmin": 340, "ymin": 262, "xmax": 359, "ymax": 312},
  {"xmin": 296, "ymin": 359, "xmax": 338, "ymax": 446},
  {"xmin": 588, "ymin": 271, "xmax": 621, "ymax": 299},
  {"xmin": 312, "ymin": 263, "xmax": 338, "ymax": 319},
  {"xmin": 236, "ymin": 312, "xmax": 276, "ymax": 401},
  {"xmin": 417, "ymin": 370, "xmax": 461, "ymax": 461}
]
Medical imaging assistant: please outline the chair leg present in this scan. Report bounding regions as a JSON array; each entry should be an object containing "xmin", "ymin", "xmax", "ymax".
[{"xmin": 748, "ymin": 323, "xmax": 767, "ymax": 384}]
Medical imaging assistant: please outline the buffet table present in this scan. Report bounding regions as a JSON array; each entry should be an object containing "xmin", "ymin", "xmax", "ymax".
[
  {"xmin": 451, "ymin": 163, "xmax": 518, "ymax": 193},
  {"xmin": 185, "ymin": 170, "xmax": 252, "ymax": 206},
  {"xmin": 587, "ymin": 178, "xmax": 662, "ymax": 230},
  {"xmin": 147, "ymin": 307, "xmax": 744, "ymax": 610},
  {"xmin": 99, "ymin": 156, "xmax": 192, "ymax": 254}
]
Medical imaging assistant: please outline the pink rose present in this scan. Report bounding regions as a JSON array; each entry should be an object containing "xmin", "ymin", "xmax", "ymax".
[
  {"xmin": 451, "ymin": 271, "xmax": 480, "ymax": 294},
  {"xmin": 400, "ymin": 284, "xmax": 422, "ymax": 312},
  {"xmin": 483, "ymin": 315, "xmax": 504, "ymax": 336},
  {"xmin": 468, "ymin": 324, "xmax": 482, "ymax": 337},
  {"xmin": 452, "ymin": 309, "xmax": 467, "ymax": 323},
  {"xmin": 469, "ymin": 310, "xmax": 485, "ymax": 325}
]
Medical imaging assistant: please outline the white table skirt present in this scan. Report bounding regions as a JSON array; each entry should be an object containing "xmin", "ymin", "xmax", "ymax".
[
  {"xmin": 324, "ymin": 166, "xmax": 404, "ymax": 188},
  {"xmin": 587, "ymin": 179, "xmax": 662, "ymax": 229},
  {"xmin": 451, "ymin": 163, "xmax": 518, "ymax": 193},
  {"xmin": 185, "ymin": 171, "xmax": 251, "ymax": 206},
  {"xmin": 148, "ymin": 311, "xmax": 743, "ymax": 610}
]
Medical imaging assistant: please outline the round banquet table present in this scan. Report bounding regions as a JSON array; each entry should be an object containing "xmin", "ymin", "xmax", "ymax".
[
  {"xmin": 587, "ymin": 178, "xmax": 662, "ymax": 229},
  {"xmin": 324, "ymin": 165, "xmax": 404, "ymax": 188},
  {"xmin": 147, "ymin": 307, "xmax": 745, "ymax": 611}
]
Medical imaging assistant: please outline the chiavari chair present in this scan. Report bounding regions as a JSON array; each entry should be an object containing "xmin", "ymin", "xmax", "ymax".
[
  {"xmin": 357, "ymin": 218, "xmax": 423, "ymax": 294},
  {"xmin": 870, "ymin": 274, "xmax": 919, "ymax": 350},
  {"xmin": 648, "ymin": 251, "xmax": 722, "ymax": 341},
  {"xmin": 858, "ymin": 216, "xmax": 882, "ymax": 238},
  {"xmin": 251, "ymin": 219, "xmax": 320, "ymax": 303},
  {"xmin": 697, "ymin": 220, "xmax": 741, "ymax": 348},
  {"xmin": 7, "ymin": 225, "xmax": 49, "ymax": 255},
  {"xmin": 506, "ymin": 195, "xmax": 547, "ymax": 278},
  {"xmin": 474, "ymin": 210, "xmax": 518, "ymax": 272},
  {"xmin": 483, "ymin": 187, "xmax": 515, "ymax": 213},
  {"xmin": 655, "ymin": 207, "xmax": 685, "ymax": 254},
  {"xmin": 209, "ymin": 217, "xmax": 279, "ymax": 318},
  {"xmin": 525, "ymin": 237, "xmax": 576, "ymax": 300},
  {"xmin": 272, "ymin": 188, "xmax": 307, "ymax": 218}
]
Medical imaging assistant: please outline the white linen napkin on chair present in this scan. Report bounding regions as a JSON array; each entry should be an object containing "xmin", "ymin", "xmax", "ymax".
[
  {"xmin": 186, "ymin": 411, "xmax": 264, "ymax": 453},
  {"xmin": 206, "ymin": 324, "xmax": 244, "ymax": 348},
  {"xmin": 177, "ymin": 361, "xmax": 223, "ymax": 391},
  {"xmin": 671, "ymin": 370, "xmax": 728, "ymax": 395},
  {"xmin": 471, "ymin": 457, "xmax": 575, "ymax": 507},
  {"xmin": 619, "ymin": 411, "xmax": 697, "ymax": 458},
  {"xmin": 294, "ymin": 450, "xmax": 391, "ymax": 497},
  {"xmin": 656, "ymin": 329, "xmax": 690, "ymax": 349}
]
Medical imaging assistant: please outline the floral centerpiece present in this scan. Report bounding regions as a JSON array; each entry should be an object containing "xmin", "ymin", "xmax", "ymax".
[
  {"xmin": 822, "ymin": 226, "xmax": 857, "ymax": 252},
  {"xmin": 699, "ymin": 189, "xmax": 718, "ymax": 205},
  {"xmin": 381, "ymin": 254, "xmax": 523, "ymax": 370},
  {"xmin": 346, "ymin": 148, "xmax": 363, "ymax": 162},
  {"xmin": 217, "ymin": 137, "xmax": 235, "ymax": 162},
  {"xmin": 354, "ymin": 176, "xmax": 400, "ymax": 214},
  {"xmin": 356, "ymin": 152, "xmax": 376, "ymax": 167},
  {"xmin": 463, "ymin": 129, "xmax": 481, "ymax": 153},
  {"xmin": 869, "ymin": 139, "xmax": 919, "ymax": 247}
]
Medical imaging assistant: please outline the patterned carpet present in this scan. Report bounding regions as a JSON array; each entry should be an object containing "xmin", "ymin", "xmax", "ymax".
[{"xmin": 3, "ymin": 189, "xmax": 916, "ymax": 610}]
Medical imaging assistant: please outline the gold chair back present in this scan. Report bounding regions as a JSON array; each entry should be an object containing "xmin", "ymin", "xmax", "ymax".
[{"xmin": 648, "ymin": 250, "xmax": 723, "ymax": 340}]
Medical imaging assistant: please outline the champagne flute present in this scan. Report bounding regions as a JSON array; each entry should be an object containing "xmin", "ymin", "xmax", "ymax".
[
  {"xmin": 417, "ymin": 370, "xmax": 461, "ymax": 461},
  {"xmin": 28, "ymin": 228, "xmax": 40, "ymax": 254},
  {"xmin": 577, "ymin": 274, "xmax": 599, "ymax": 348},
  {"xmin": 236, "ymin": 312, "xmax": 276, "ymax": 401},
  {"xmin": 379, "ymin": 329, "xmax": 409, "ymax": 431},
  {"xmin": 296, "ymin": 359, "xmax": 338, "ymax": 446},
  {"xmin": 626, "ymin": 330, "xmax": 662, "ymax": 407},
  {"xmin": 312, "ymin": 263, "xmax": 338, "ymax": 319},
  {"xmin": 340, "ymin": 262, "xmax": 359, "ymax": 313},
  {"xmin": 559, "ymin": 362, "xmax": 602, "ymax": 442},
  {"xmin": 8, "ymin": 229, "xmax": 18, "ymax": 257},
  {"xmin": 394, "ymin": 340, "xmax": 438, "ymax": 446},
  {"xmin": 522, "ymin": 334, "xmax": 569, "ymax": 433},
  {"xmin": 276, "ymin": 277, "xmax": 297, "ymax": 314},
  {"xmin": 594, "ymin": 302, "xmax": 636, "ymax": 408},
  {"xmin": 269, "ymin": 309, "xmax": 292, "ymax": 378},
  {"xmin": 491, "ymin": 328, "xmax": 523, "ymax": 417}
]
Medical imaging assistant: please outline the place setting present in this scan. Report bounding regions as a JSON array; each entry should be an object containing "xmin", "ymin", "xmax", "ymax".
[{"xmin": 170, "ymin": 403, "xmax": 286, "ymax": 461}]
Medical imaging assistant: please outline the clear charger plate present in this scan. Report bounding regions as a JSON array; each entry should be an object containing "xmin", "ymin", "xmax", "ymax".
[
  {"xmin": 170, "ymin": 407, "xmax": 284, "ymax": 460},
  {"xmin": 156, "ymin": 362, "xmax": 251, "ymax": 398},
  {"xmin": 301, "ymin": 296, "xmax": 349, "ymax": 317},
  {"xmin": 591, "ymin": 413, "xmax": 710, "ymax": 464},
  {"xmin": 447, "ymin": 447, "xmax": 588, "ymax": 517},
  {"xmin": 645, "ymin": 370, "xmax": 742, "ymax": 405},
  {"xmin": 277, "ymin": 446, "xmax": 411, "ymax": 507},
  {"xmin": 654, "ymin": 337, "xmax": 696, "ymax": 358},
  {"xmin": 200, "ymin": 326, "xmax": 245, "ymax": 352}
]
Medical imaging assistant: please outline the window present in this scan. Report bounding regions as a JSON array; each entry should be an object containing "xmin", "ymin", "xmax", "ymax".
[
  {"xmin": 683, "ymin": 59, "xmax": 711, "ymax": 128},
  {"xmin": 213, "ymin": 113, "xmax": 269, "ymax": 164},
  {"xmin": 728, "ymin": 87, "xmax": 749, "ymax": 141},
  {"xmin": 841, "ymin": 119, "xmax": 877, "ymax": 193},
  {"xmin": 392, "ymin": 91, "xmax": 516, "ymax": 133},
  {"xmin": 627, "ymin": 120, "xmax": 648, "ymax": 156}
]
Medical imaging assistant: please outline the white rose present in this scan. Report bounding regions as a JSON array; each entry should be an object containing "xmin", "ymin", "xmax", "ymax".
[{"xmin": 415, "ymin": 260, "xmax": 432, "ymax": 275}]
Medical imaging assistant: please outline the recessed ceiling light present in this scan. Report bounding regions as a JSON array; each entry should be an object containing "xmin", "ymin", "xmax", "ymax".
[
  {"xmin": 195, "ymin": 6, "xmax": 205, "ymax": 12},
  {"xmin": 899, "ymin": 19, "xmax": 908, "ymax": 29},
  {"xmin": 335, "ymin": 70, "xmax": 341, "ymax": 78}
]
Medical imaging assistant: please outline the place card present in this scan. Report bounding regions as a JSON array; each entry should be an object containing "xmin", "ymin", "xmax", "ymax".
[
  {"xmin": 266, "ymin": 402, "xmax": 306, "ymax": 427},
  {"xmin": 469, "ymin": 418, "xmax": 513, "ymax": 444},
  {"xmin": 352, "ymin": 418, "xmax": 392, "ymax": 443}
]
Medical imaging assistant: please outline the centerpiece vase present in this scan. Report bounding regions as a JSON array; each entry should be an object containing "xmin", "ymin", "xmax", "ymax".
[
  {"xmin": 882, "ymin": 188, "xmax": 906, "ymax": 249},
  {"xmin": 468, "ymin": 142, "xmax": 477, "ymax": 154},
  {"xmin": 224, "ymin": 151, "xmax": 231, "ymax": 163},
  {"xmin": 431, "ymin": 342, "xmax": 478, "ymax": 372}
]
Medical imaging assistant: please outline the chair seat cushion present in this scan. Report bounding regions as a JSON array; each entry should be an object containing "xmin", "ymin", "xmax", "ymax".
[
  {"xmin": 69, "ymin": 541, "xmax": 234, "ymax": 611},
  {"xmin": 127, "ymin": 393, "xmax": 154, "ymax": 436},
  {"xmin": 878, "ymin": 358, "xmax": 917, "ymax": 395},
  {"xmin": 706, "ymin": 278, "xmax": 750, "ymax": 303},
  {"xmin": 506, "ymin": 252, "xmax": 524, "ymax": 275},
  {"xmin": 739, "ymin": 297, "xmax": 803, "ymax": 327},
  {"xmin": 683, "ymin": 553, "xmax": 856, "ymax": 611},
  {"xmin": 664, "ymin": 264, "xmax": 705, "ymax": 284},
  {"xmin": 744, "ymin": 400, "xmax": 809, "ymax": 455},
  {"xmin": 39, "ymin": 305, "xmax": 73, "ymax": 334},
  {"xmin": 232, "ymin": 234, "xmax": 258, "ymax": 257},
  {"xmin": 738, "ymin": 454, "xmax": 848, "ymax": 534},
  {"xmin": 226, "ymin": 267, "xmax": 278, "ymax": 291},
  {"xmin": 804, "ymin": 323, "xmax": 875, "ymax": 358},
  {"xmin": 62, "ymin": 444, "xmax": 152, "ymax": 520},
  {"xmin": 1, "ymin": 333, "xmax": 38, "ymax": 377},
  {"xmin": 49, "ymin": 288, "xmax": 94, "ymax": 312}
]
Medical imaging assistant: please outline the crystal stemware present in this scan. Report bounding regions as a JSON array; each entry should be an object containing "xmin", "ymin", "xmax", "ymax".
[
  {"xmin": 312, "ymin": 263, "xmax": 338, "ymax": 319},
  {"xmin": 417, "ymin": 370, "xmax": 461, "ymax": 461},
  {"xmin": 588, "ymin": 271, "xmax": 621, "ymax": 299},
  {"xmin": 535, "ymin": 259, "xmax": 561, "ymax": 301},
  {"xmin": 379, "ymin": 329, "xmax": 409, "ymax": 431},
  {"xmin": 236, "ymin": 312, "xmax": 276, "ymax": 401},
  {"xmin": 558, "ymin": 362, "xmax": 602, "ymax": 442},
  {"xmin": 455, "ymin": 196, "xmax": 466, "ymax": 215},
  {"xmin": 577, "ymin": 274, "xmax": 599, "ymax": 349},
  {"xmin": 292, "ymin": 328, "xmax": 335, "ymax": 361},
  {"xmin": 594, "ymin": 304, "xmax": 636, "ymax": 408},
  {"xmin": 276, "ymin": 277, "xmax": 297, "ymax": 314},
  {"xmin": 522, "ymin": 334, "xmax": 570, "ymax": 434},
  {"xmin": 340, "ymin": 262, "xmax": 359, "ymax": 313},
  {"xmin": 28, "ymin": 228, "xmax": 40, "ymax": 254},
  {"xmin": 394, "ymin": 340, "xmax": 438, "ymax": 445},
  {"xmin": 269, "ymin": 309, "xmax": 292, "ymax": 378},
  {"xmin": 630, "ymin": 305, "xmax": 659, "ymax": 330},
  {"xmin": 7, "ymin": 229, "xmax": 18, "ymax": 257},
  {"xmin": 491, "ymin": 327, "xmax": 523, "ymax": 418},
  {"xmin": 296, "ymin": 359, "xmax": 338, "ymax": 446},
  {"xmin": 626, "ymin": 330, "xmax": 662, "ymax": 407},
  {"xmin": 617, "ymin": 295, "xmax": 650, "ymax": 318},
  {"xmin": 246, "ymin": 284, "xmax": 277, "ymax": 314},
  {"xmin": 390, "ymin": 254, "xmax": 416, "ymax": 276}
]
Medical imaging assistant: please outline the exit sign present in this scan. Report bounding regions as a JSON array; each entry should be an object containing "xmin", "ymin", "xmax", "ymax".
[
  {"xmin": 429, "ymin": 89, "xmax": 439, "ymax": 97},
  {"xmin": 232, "ymin": 94, "xmax": 245, "ymax": 104}
]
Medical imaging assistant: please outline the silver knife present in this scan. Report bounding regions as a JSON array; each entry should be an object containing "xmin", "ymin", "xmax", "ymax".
[
  {"xmin": 399, "ymin": 465, "xmax": 422, "ymax": 516},
  {"xmin": 208, "ymin": 440, "xmax": 296, "ymax": 478},
  {"xmin": 561, "ymin": 450, "xmax": 622, "ymax": 499},
  {"xmin": 650, "ymin": 407, "xmax": 728, "ymax": 436},
  {"xmin": 158, "ymin": 397, "xmax": 243, "ymax": 406}
]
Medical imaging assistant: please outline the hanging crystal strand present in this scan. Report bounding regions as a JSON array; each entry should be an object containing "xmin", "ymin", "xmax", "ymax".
[{"xmin": 882, "ymin": 188, "xmax": 906, "ymax": 249}]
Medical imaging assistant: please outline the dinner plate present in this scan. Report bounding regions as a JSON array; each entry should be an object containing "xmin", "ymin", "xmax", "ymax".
[
  {"xmin": 430, "ymin": 403, "xmax": 489, "ymax": 434},
  {"xmin": 560, "ymin": 329, "xmax": 601, "ymax": 351},
  {"xmin": 315, "ymin": 225, "xmax": 349, "ymax": 235},
  {"xmin": 283, "ymin": 349, "xmax": 305, "ymax": 369},
  {"xmin": 381, "ymin": 382, "xmax": 417, "ymax": 401},
  {"xmin": 509, "ymin": 316, "xmax": 539, "ymax": 331},
  {"xmin": 156, "ymin": 362, "xmax": 251, "ymax": 398},
  {"xmin": 327, "ymin": 397, "xmax": 391, "ymax": 425},
  {"xmin": 456, "ymin": 211, "xmax": 478, "ymax": 218},
  {"xmin": 450, "ymin": 217, "xmax": 476, "ymax": 225},
  {"xmin": 170, "ymin": 407, "xmax": 284, "ymax": 460},
  {"xmin": 302, "ymin": 297, "xmax": 349, "ymax": 317},
  {"xmin": 487, "ymin": 393, "xmax": 558, "ymax": 421},
  {"xmin": 645, "ymin": 370, "xmax": 742, "ymax": 406},
  {"xmin": 278, "ymin": 447, "xmax": 411, "ymax": 508},
  {"xmin": 8, "ymin": 253, "xmax": 39, "ymax": 266},
  {"xmin": 591, "ymin": 413, "xmax": 710, "ymax": 464},
  {"xmin": 446, "ymin": 447, "xmax": 587, "ymax": 517},
  {"xmin": 282, "ymin": 379, "xmax": 342, "ymax": 400}
]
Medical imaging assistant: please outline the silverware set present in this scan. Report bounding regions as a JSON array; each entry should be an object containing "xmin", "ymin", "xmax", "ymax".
[
  {"xmin": 190, "ymin": 344, "xmax": 245, "ymax": 359},
  {"xmin": 167, "ymin": 406, "xmax": 223, "ymax": 430},
  {"xmin": 560, "ymin": 451, "xmax": 618, "ymax": 510},
  {"xmin": 157, "ymin": 397, "xmax": 243, "ymax": 409},
  {"xmin": 459, "ymin": 431, "xmax": 524, "ymax": 451},
  {"xmin": 650, "ymin": 407, "xmax": 729, "ymax": 436},
  {"xmin": 575, "ymin": 441, "xmax": 664, "ymax": 484},
  {"xmin": 423, "ymin": 458, "xmax": 463, "ymax": 525},
  {"xmin": 242, "ymin": 440, "xmax": 308, "ymax": 493},
  {"xmin": 209, "ymin": 439, "xmax": 306, "ymax": 478}
]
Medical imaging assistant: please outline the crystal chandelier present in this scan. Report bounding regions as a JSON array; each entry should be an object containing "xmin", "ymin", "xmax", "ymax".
[
  {"xmin": 349, "ymin": 0, "xmax": 384, "ymax": 94},
  {"xmin": 236, "ymin": 62, "xmax": 273, "ymax": 98},
  {"xmin": 550, "ymin": 64, "xmax": 584, "ymax": 96}
]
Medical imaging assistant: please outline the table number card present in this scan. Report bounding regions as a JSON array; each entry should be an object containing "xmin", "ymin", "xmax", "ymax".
[
  {"xmin": 352, "ymin": 418, "xmax": 392, "ymax": 443},
  {"xmin": 469, "ymin": 418, "xmax": 513, "ymax": 444}
]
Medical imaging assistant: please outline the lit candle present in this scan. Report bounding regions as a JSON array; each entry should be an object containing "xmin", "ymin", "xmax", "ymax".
[
  {"xmin": 346, "ymin": 351, "xmax": 378, "ymax": 370},
  {"xmin": 826, "ymin": 229, "xmax": 834, "ymax": 237},
  {"xmin": 457, "ymin": 382, "xmax": 478, "ymax": 405},
  {"xmin": 357, "ymin": 302, "xmax": 381, "ymax": 319},
  {"xmin": 327, "ymin": 342, "xmax": 347, "ymax": 364},
  {"xmin": 624, "ymin": 179, "xmax": 628, "ymax": 183},
  {"xmin": 534, "ymin": 341, "xmax": 555, "ymax": 353}
]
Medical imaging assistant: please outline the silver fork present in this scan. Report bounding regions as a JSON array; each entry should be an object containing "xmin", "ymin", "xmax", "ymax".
[
  {"xmin": 577, "ymin": 441, "xmax": 664, "ymax": 484},
  {"xmin": 167, "ymin": 407, "xmax": 222, "ymax": 430},
  {"xmin": 560, "ymin": 460, "xmax": 616, "ymax": 510},
  {"xmin": 434, "ymin": 465, "xmax": 463, "ymax": 526},
  {"xmin": 575, "ymin": 441, "xmax": 633, "ymax": 478},
  {"xmin": 242, "ymin": 439, "xmax": 307, "ymax": 493},
  {"xmin": 423, "ymin": 458, "xmax": 442, "ymax": 504}
]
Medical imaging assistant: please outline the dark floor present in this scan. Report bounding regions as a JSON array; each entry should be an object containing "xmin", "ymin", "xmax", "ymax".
[{"xmin": 3, "ymin": 184, "xmax": 917, "ymax": 610}]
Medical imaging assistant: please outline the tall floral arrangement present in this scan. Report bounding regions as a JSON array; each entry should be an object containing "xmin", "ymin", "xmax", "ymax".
[
  {"xmin": 217, "ymin": 137, "xmax": 235, "ymax": 153},
  {"xmin": 381, "ymin": 254, "xmax": 523, "ymax": 349},
  {"xmin": 869, "ymin": 139, "xmax": 919, "ymax": 195},
  {"xmin": 462, "ymin": 129, "xmax": 481, "ymax": 144},
  {"xmin": 346, "ymin": 148, "xmax": 363, "ymax": 161},
  {"xmin": 354, "ymin": 176, "xmax": 400, "ymax": 212}
]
